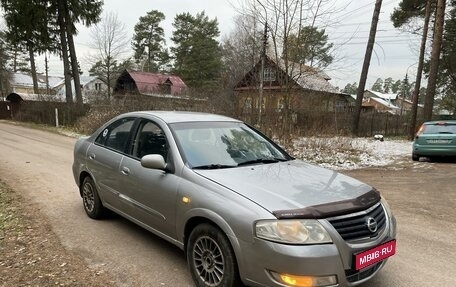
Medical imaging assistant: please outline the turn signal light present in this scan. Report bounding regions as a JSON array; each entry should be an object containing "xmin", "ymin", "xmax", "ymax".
[{"xmin": 270, "ymin": 271, "xmax": 337, "ymax": 287}]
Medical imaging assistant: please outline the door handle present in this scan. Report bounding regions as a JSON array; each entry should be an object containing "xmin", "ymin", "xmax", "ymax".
[
  {"xmin": 88, "ymin": 153, "xmax": 96, "ymax": 160},
  {"xmin": 121, "ymin": 167, "xmax": 130, "ymax": 176}
]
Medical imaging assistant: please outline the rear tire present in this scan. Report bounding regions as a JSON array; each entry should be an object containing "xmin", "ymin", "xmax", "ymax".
[
  {"xmin": 412, "ymin": 154, "xmax": 419, "ymax": 161},
  {"xmin": 187, "ymin": 224, "xmax": 242, "ymax": 287},
  {"xmin": 81, "ymin": 177, "xmax": 105, "ymax": 219}
]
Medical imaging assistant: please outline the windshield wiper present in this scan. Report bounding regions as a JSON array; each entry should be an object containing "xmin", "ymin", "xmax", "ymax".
[
  {"xmin": 237, "ymin": 158, "xmax": 287, "ymax": 167},
  {"xmin": 192, "ymin": 164, "xmax": 237, "ymax": 170},
  {"xmin": 438, "ymin": 131, "xmax": 454, "ymax": 134}
]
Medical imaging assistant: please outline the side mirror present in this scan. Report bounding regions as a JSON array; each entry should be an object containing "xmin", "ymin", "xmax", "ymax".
[{"xmin": 141, "ymin": 154, "xmax": 166, "ymax": 170}]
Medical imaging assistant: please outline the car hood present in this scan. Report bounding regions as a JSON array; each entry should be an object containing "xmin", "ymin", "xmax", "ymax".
[{"xmin": 194, "ymin": 160, "xmax": 373, "ymax": 215}]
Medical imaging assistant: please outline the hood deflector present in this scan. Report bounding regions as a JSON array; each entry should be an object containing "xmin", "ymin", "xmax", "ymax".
[{"xmin": 272, "ymin": 189, "xmax": 381, "ymax": 219}]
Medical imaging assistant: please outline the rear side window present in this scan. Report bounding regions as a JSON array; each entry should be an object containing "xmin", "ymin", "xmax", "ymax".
[
  {"xmin": 423, "ymin": 124, "xmax": 456, "ymax": 134},
  {"xmin": 95, "ymin": 118, "xmax": 135, "ymax": 152}
]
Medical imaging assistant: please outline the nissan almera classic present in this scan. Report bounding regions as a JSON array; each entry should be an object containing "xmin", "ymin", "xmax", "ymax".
[{"xmin": 72, "ymin": 111, "xmax": 396, "ymax": 287}]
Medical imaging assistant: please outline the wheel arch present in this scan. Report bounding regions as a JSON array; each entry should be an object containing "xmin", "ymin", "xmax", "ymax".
[
  {"xmin": 182, "ymin": 212, "xmax": 247, "ymax": 285},
  {"xmin": 78, "ymin": 171, "xmax": 92, "ymax": 197},
  {"xmin": 181, "ymin": 210, "xmax": 244, "ymax": 268}
]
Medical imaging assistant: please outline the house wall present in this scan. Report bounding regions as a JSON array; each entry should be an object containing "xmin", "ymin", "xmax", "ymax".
[
  {"xmin": 236, "ymin": 89, "xmax": 352, "ymax": 117},
  {"xmin": 84, "ymin": 79, "xmax": 107, "ymax": 92}
]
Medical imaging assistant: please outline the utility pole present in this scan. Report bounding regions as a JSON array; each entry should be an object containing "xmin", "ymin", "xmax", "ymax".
[
  {"xmin": 409, "ymin": 0, "xmax": 432, "ymax": 140},
  {"xmin": 45, "ymin": 52, "xmax": 50, "ymax": 95},
  {"xmin": 352, "ymin": 0, "xmax": 383, "ymax": 136},
  {"xmin": 423, "ymin": 0, "xmax": 446, "ymax": 121}
]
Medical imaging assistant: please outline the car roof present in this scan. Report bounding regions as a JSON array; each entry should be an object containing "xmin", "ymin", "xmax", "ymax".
[
  {"xmin": 122, "ymin": 111, "xmax": 241, "ymax": 124},
  {"xmin": 424, "ymin": 120, "xmax": 456, "ymax": 125}
]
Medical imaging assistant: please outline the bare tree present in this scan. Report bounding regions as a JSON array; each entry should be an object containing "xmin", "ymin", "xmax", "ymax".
[
  {"xmin": 221, "ymin": 14, "xmax": 263, "ymax": 88},
  {"xmin": 87, "ymin": 12, "xmax": 130, "ymax": 100},
  {"xmin": 237, "ymin": 0, "xmax": 337, "ymax": 136}
]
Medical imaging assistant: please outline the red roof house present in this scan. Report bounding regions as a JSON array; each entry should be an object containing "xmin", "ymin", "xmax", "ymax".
[{"xmin": 114, "ymin": 70, "xmax": 187, "ymax": 97}]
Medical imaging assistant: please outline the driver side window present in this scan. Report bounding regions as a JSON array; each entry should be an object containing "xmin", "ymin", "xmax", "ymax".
[{"xmin": 133, "ymin": 121, "xmax": 168, "ymax": 161}]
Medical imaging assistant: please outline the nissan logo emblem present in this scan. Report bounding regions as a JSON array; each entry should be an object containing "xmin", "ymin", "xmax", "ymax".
[{"xmin": 366, "ymin": 217, "xmax": 378, "ymax": 233}]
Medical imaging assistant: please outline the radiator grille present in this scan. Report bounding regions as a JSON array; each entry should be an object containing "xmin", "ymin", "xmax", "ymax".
[{"xmin": 328, "ymin": 202, "xmax": 386, "ymax": 242}]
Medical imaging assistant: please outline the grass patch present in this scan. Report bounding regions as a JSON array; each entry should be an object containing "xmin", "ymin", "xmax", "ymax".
[
  {"xmin": 0, "ymin": 119, "xmax": 85, "ymax": 138},
  {"xmin": 0, "ymin": 181, "xmax": 24, "ymax": 245}
]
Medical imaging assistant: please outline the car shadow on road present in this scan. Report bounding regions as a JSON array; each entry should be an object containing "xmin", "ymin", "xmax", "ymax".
[{"xmin": 419, "ymin": 157, "xmax": 456, "ymax": 164}]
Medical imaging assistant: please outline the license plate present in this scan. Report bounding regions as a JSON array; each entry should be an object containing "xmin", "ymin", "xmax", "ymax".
[
  {"xmin": 354, "ymin": 240, "xmax": 396, "ymax": 270},
  {"xmin": 427, "ymin": 139, "xmax": 450, "ymax": 144}
]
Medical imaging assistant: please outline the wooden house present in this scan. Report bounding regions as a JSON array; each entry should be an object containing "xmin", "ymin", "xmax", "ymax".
[
  {"xmin": 234, "ymin": 56, "xmax": 353, "ymax": 120},
  {"xmin": 114, "ymin": 70, "xmax": 187, "ymax": 98}
]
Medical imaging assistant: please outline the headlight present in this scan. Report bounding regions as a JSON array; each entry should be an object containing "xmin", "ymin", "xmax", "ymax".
[{"xmin": 255, "ymin": 220, "xmax": 332, "ymax": 244}]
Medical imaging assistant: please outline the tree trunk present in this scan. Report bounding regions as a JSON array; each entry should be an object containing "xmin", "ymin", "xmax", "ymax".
[
  {"xmin": 27, "ymin": 41, "xmax": 39, "ymax": 94},
  {"xmin": 13, "ymin": 47, "xmax": 17, "ymax": 72},
  {"xmin": 352, "ymin": 0, "xmax": 383, "ymax": 136},
  {"xmin": 409, "ymin": 0, "xmax": 432, "ymax": 140},
  {"xmin": 63, "ymin": 0, "xmax": 83, "ymax": 106},
  {"xmin": 423, "ymin": 0, "xmax": 446, "ymax": 121},
  {"xmin": 57, "ymin": 0, "xmax": 73, "ymax": 104}
]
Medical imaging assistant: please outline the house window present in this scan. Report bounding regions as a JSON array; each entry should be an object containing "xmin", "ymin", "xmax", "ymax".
[
  {"xmin": 95, "ymin": 83, "xmax": 102, "ymax": 91},
  {"xmin": 277, "ymin": 98, "xmax": 285, "ymax": 111},
  {"xmin": 263, "ymin": 68, "xmax": 276, "ymax": 82},
  {"xmin": 245, "ymin": 97, "xmax": 252, "ymax": 109},
  {"xmin": 160, "ymin": 83, "xmax": 172, "ymax": 95},
  {"xmin": 255, "ymin": 98, "xmax": 266, "ymax": 110}
]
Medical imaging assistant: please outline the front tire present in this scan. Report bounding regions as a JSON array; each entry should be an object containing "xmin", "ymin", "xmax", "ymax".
[
  {"xmin": 412, "ymin": 153, "xmax": 419, "ymax": 161},
  {"xmin": 187, "ymin": 224, "xmax": 242, "ymax": 287},
  {"xmin": 81, "ymin": 177, "xmax": 105, "ymax": 219}
]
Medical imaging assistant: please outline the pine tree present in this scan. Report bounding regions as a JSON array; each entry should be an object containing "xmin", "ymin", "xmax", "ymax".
[
  {"xmin": 371, "ymin": 78, "xmax": 384, "ymax": 92},
  {"xmin": 171, "ymin": 12, "xmax": 222, "ymax": 91},
  {"xmin": 0, "ymin": 0, "xmax": 52, "ymax": 94},
  {"xmin": 285, "ymin": 26, "xmax": 333, "ymax": 68},
  {"xmin": 132, "ymin": 10, "xmax": 168, "ymax": 72},
  {"xmin": 438, "ymin": 0, "xmax": 456, "ymax": 115}
]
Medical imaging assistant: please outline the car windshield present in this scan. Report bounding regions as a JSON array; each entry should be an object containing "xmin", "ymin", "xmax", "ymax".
[
  {"xmin": 170, "ymin": 122, "xmax": 290, "ymax": 168},
  {"xmin": 423, "ymin": 123, "xmax": 456, "ymax": 134}
]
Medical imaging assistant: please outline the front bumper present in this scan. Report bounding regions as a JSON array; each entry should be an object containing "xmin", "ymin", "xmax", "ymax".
[{"xmin": 238, "ymin": 213, "xmax": 396, "ymax": 287}]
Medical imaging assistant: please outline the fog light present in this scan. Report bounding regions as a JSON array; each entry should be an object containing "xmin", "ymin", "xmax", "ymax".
[{"xmin": 270, "ymin": 271, "xmax": 337, "ymax": 287}]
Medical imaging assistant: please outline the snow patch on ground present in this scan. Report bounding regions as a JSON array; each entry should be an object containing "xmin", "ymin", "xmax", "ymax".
[{"xmin": 291, "ymin": 137, "xmax": 412, "ymax": 170}]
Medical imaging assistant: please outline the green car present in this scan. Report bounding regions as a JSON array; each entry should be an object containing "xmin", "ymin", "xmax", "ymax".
[{"xmin": 412, "ymin": 120, "xmax": 456, "ymax": 161}]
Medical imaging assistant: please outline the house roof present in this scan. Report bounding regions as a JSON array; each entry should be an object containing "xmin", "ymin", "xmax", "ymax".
[
  {"xmin": 128, "ymin": 71, "xmax": 187, "ymax": 95},
  {"xmin": 366, "ymin": 90, "xmax": 398, "ymax": 101},
  {"xmin": 275, "ymin": 59, "xmax": 339, "ymax": 94},
  {"xmin": 235, "ymin": 56, "xmax": 340, "ymax": 95},
  {"xmin": 10, "ymin": 72, "xmax": 64, "ymax": 89},
  {"xmin": 11, "ymin": 73, "xmax": 47, "ymax": 89},
  {"xmin": 6, "ymin": 92, "xmax": 63, "ymax": 102},
  {"xmin": 398, "ymin": 96, "xmax": 424, "ymax": 108},
  {"xmin": 369, "ymin": 96, "xmax": 400, "ymax": 110}
]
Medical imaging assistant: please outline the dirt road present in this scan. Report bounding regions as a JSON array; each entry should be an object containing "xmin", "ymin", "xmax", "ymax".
[{"xmin": 1, "ymin": 121, "xmax": 455, "ymax": 287}]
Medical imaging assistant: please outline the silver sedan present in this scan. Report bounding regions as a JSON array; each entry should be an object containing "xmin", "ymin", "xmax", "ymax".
[{"xmin": 72, "ymin": 111, "xmax": 396, "ymax": 287}]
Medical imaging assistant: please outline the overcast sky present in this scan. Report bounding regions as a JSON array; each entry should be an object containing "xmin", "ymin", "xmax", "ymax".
[{"xmin": 40, "ymin": 0, "xmax": 421, "ymax": 90}]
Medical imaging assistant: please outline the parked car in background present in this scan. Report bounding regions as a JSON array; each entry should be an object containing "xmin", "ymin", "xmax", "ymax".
[
  {"xmin": 413, "ymin": 120, "xmax": 456, "ymax": 161},
  {"xmin": 72, "ymin": 111, "xmax": 397, "ymax": 287}
]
